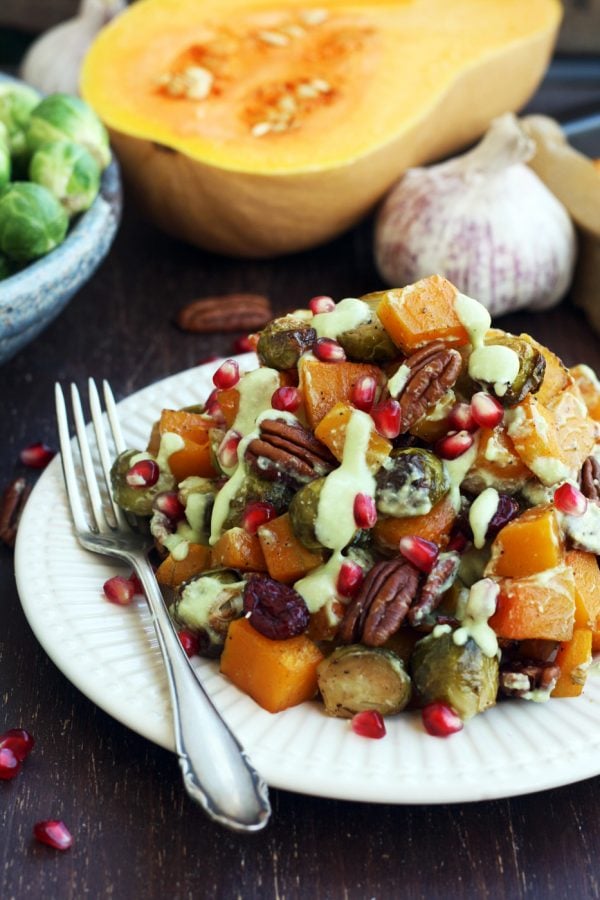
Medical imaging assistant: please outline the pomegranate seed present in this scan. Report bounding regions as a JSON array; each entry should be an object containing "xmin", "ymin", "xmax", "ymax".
[
  {"xmin": 128, "ymin": 571, "xmax": 145, "ymax": 596},
  {"xmin": 0, "ymin": 747, "xmax": 21, "ymax": 780},
  {"xmin": 448, "ymin": 402, "xmax": 477, "ymax": 432},
  {"xmin": 353, "ymin": 493, "xmax": 377, "ymax": 529},
  {"xmin": 446, "ymin": 530, "xmax": 470, "ymax": 554},
  {"xmin": 232, "ymin": 335, "xmax": 254, "ymax": 354},
  {"xmin": 217, "ymin": 430, "xmax": 241, "ymax": 469},
  {"xmin": 125, "ymin": 458, "xmax": 159, "ymax": 488},
  {"xmin": 0, "ymin": 728, "xmax": 35, "ymax": 761},
  {"xmin": 422, "ymin": 702, "xmax": 464, "ymax": 737},
  {"xmin": 337, "ymin": 560, "xmax": 364, "ymax": 598},
  {"xmin": 308, "ymin": 295, "xmax": 336, "ymax": 315},
  {"xmin": 20, "ymin": 442, "xmax": 55, "ymax": 469},
  {"xmin": 313, "ymin": 338, "xmax": 346, "ymax": 363},
  {"xmin": 399, "ymin": 535, "xmax": 439, "ymax": 573},
  {"xmin": 351, "ymin": 710, "xmax": 386, "ymax": 739},
  {"xmin": 213, "ymin": 359, "xmax": 240, "ymax": 390},
  {"xmin": 370, "ymin": 400, "xmax": 401, "ymax": 439},
  {"xmin": 178, "ymin": 629, "xmax": 200, "ymax": 658},
  {"xmin": 554, "ymin": 482, "xmax": 588, "ymax": 517},
  {"xmin": 153, "ymin": 491, "xmax": 185, "ymax": 523},
  {"xmin": 243, "ymin": 501, "xmax": 277, "ymax": 534},
  {"xmin": 204, "ymin": 387, "xmax": 224, "ymax": 421},
  {"xmin": 33, "ymin": 820, "xmax": 73, "ymax": 851},
  {"xmin": 435, "ymin": 430, "xmax": 474, "ymax": 460},
  {"xmin": 271, "ymin": 386, "xmax": 301, "ymax": 412},
  {"xmin": 103, "ymin": 575, "xmax": 136, "ymax": 606},
  {"xmin": 470, "ymin": 392, "xmax": 504, "ymax": 429},
  {"xmin": 351, "ymin": 375, "xmax": 378, "ymax": 412}
]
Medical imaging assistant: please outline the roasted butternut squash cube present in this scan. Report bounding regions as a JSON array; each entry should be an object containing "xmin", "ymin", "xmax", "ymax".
[
  {"xmin": 566, "ymin": 549, "xmax": 600, "ymax": 631},
  {"xmin": 520, "ymin": 333, "xmax": 571, "ymax": 406},
  {"xmin": 298, "ymin": 356, "xmax": 382, "ymax": 428},
  {"xmin": 258, "ymin": 514, "xmax": 324, "ymax": 584},
  {"xmin": 314, "ymin": 402, "xmax": 391, "ymax": 471},
  {"xmin": 372, "ymin": 494, "xmax": 456, "ymax": 554},
  {"xmin": 551, "ymin": 628, "xmax": 592, "ymax": 698},
  {"xmin": 210, "ymin": 527, "xmax": 267, "ymax": 572},
  {"xmin": 463, "ymin": 424, "xmax": 531, "ymax": 493},
  {"xmin": 376, "ymin": 275, "xmax": 470, "ymax": 353},
  {"xmin": 155, "ymin": 543, "xmax": 211, "ymax": 588},
  {"xmin": 570, "ymin": 364, "xmax": 600, "ymax": 421},
  {"xmin": 489, "ymin": 566, "xmax": 575, "ymax": 642},
  {"xmin": 149, "ymin": 408, "xmax": 217, "ymax": 480},
  {"xmin": 220, "ymin": 617, "xmax": 324, "ymax": 713},
  {"xmin": 486, "ymin": 505, "xmax": 563, "ymax": 578}
]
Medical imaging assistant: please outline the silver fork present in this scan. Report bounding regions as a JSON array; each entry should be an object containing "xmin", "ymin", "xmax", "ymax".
[{"xmin": 55, "ymin": 378, "xmax": 271, "ymax": 833}]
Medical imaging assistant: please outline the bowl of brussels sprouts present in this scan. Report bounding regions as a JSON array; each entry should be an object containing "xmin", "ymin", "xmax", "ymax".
[{"xmin": 0, "ymin": 72, "xmax": 121, "ymax": 365}]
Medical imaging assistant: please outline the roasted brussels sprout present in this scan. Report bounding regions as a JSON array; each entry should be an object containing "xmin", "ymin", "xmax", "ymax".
[
  {"xmin": 337, "ymin": 293, "xmax": 397, "ymax": 363},
  {"xmin": 0, "ymin": 182, "xmax": 68, "ymax": 262},
  {"xmin": 477, "ymin": 334, "xmax": 546, "ymax": 406},
  {"xmin": 170, "ymin": 568, "xmax": 245, "ymax": 656},
  {"xmin": 0, "ymin": 82, "xmax": 40, "ymax": 163},
  {"xmin": 223, "ymin": 471, "xmax": 293, "ymax": 530},
  {"xmin": 111, "ymin": 449, "xmax": 176, "ymax": 516},
  {"xmin": 257, "ymin": 315, "xmax": 316, "ymax": 370},
  {"xmin": 411, "ymin": 631, "xmax": 499, "ymax": 720},
  {"xmin": 29, "ymin": 139, "xmax": 100, "ymax": 215},
  {"xmin": 375, "ymin": 448, "xmax": 449, "ymax": 518},
  {"xmin": 289, "ymin": 477, "xmax": 327, "ymax": 550},
  {"xmin": 317, "ymin": 645, "xmax": 412, "ymax": 717},
  {"xmin": 27, "ymin": 93, "xmax": 111, "ymax": 170},
  {"xmin": 178, "ymin": 476, "xmax": 217, "ymax": 542}
]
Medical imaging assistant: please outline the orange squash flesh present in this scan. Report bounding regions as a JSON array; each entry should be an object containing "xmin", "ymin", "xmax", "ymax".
[
  {"xmin": 314, "ymin": 402, "xmax": 392, "ymax": 471},
  {"xmin": 566, "ymin": 549, "xmax": 600, "ymax": 631},
  {"xmin": 210, "ymin": 527, "xmax": 268, "ymax": 572},
  {"xmin": 220, "ymin": 617, "xmax": 324, "ymax": 713},
  {"xmin": 466, "ymin": 425, "xmax": 532, "ymax": 491},
  {"xmin": 486, "ymin": 505, "xmax": 563, "ymax": 579},
  {"xmin": 153, "ymin": 408, "xmax": 218, "ymax": 480},
  {"xmin": 551, "ymin": 629, "xmax": 593, "ymax": 698},
  {"xmin": 81, "ymin": 0, "xmax": 561, "ymax": 257},
  {"xmin": 373, "ymin": 494, "xmax": 456, "ymax": 554},
  {"xmin": 570, "ymin": 364, "xmax": 600, "ymax": 421},
  {"xmin": 489, "ymin": 567, "xmax": 575, "ymax": 642},
  {"xmin": 258, "ymin": 513, "xmax": 324, "ymax": 584},
  {"xmin": 155, "ymin": 543, "xmax": 212, "ymax": 588},
  {"xmin": 520, "ymin": 333, "xmax": 571, "ymax": 406},
  {"xmin": 298, "ymin": 357, "xmax": 382, "ymax": 428},
  {"xmin": 376, "ymin": 276, "xmax": 470, "ymax": 352}
]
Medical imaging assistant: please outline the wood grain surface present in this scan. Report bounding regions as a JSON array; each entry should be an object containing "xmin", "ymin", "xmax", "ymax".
[{"xmin": 2, "ymin": 11, "xmax": 600, "ymax": 900}]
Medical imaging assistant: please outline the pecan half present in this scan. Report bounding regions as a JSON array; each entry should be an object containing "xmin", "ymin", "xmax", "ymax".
[
  {"xmin": 339, "ymin": 559, "xmax": 421, "ymax": 646},
  {"xmin": 396, "ymin": 341, "xmax": 462, "ymax": 433},
  {"xmin": 499, "ymin": 660, "xmax": 560, "ymax": 699},
  {"xmin": 174, "ymin": 293, "xmax": 273, "ymax": 333},
  {"xmin": 408, "ymin": 551, "xmax": 461, "ymax": 627},
  {"xmin": 0, "ymin": 477, "xmax": 31, "ymax": 548},
  {"xmin": 245, "ymin": 418, "xmax": 336, "ymax": 486},
  {"xmin": 581, "ymin": 456, "xmax": 600, "ymax": 502}
]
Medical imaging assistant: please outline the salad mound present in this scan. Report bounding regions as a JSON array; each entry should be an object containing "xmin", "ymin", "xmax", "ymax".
[{"xmin": 111, "ymin": 275, "xmax": 600, "ymax": 730}]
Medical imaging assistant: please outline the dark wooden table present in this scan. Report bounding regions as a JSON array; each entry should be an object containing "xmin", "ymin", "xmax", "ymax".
[{"xmin": 2, "ymin": 10, "xmax": 600, "ymax": 899}]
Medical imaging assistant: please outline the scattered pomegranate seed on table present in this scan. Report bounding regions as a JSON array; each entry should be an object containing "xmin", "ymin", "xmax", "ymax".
[
  {"xmin": 0, "ymin": 728, "xmax": 35, "ymax": 761},
  {"xmin": 0, "ymin": 746, "xmax": 21, "ymax": 780},
  {"xmin": 351, "ymin": 375, "xmax": 378, "ymax": 412},
  {"xmin": 435, "ymin": 430, "xmax": 474, "ymax": 460},
  {"xmin": 554, "ymin": 482, "xmax": 588, "ymax": 516},
  {"xmin": 336, "ymin": 560, "xmax": 364, "ymax": 598},
  {"xmin": 178, "ymin": 629, "xmax": 200, "ymax": 658},
  {"xmin": 399, "ymin": 535, "xmax": 439, "ymax": 573},
  {"xmin": 33, "ymin": 820, "xmax": 73, "ymax": 851},
  {"xmin": 271, "ymin": 386, "xmax": 301, "ymax": 412},
  {"xmin": 125, "ymin": 458, "xmax": 160, "ymax": 488},
  {"xmin": 421, "ymin": 702, "xmax": 464, "ymax": 737},
  {"xmin": 353, "ymin": 493, "xmax": 377, "ymax": 529},
  {"xmin": 351, "ymin": 710, "xmax": 386, "ymax": 739},
  {"xmin": 370, "ymin": 400, "xmax": 401, "ymax": 439},
  {"xmin": 103, "ymin": 575, "xmax": 136, "ymax": 606},
  {"xmin": 470, "ymin": 392, "xmax": 504, "ymax": 428},
  {"xmin": 213, "ymin": 358, "xmax": 240, "ymax": 390},
  {"xmin": 313, "ymin": 338, "xmax": 346, "ymax": 362},
  {"xmin": 308, "ymin": 295, "xmax": 335, "ymax": 315},
  {"xmin": 448, "ymin": 402, "xmax": 477, "ymax": 432},
  {"xmin": 243, "ymin": 501, "xmax": 277, "ymax": 534},
  {"xmin": 19, "ymin": 442, "xmax": 55, "ymax": 469}
]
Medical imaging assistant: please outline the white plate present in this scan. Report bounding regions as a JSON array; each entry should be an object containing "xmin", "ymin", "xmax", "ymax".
[{"xmin": 15, "ymin": 359, "xmax": 600, "ymax": 804}]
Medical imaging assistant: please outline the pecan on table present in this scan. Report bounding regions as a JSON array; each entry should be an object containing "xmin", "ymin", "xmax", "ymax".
[
  {"xmin": 407, "ymin": 551, "xmax": 461, "ymax": 628},
  {"xmin": 499, "ymin": 659, "xmax": 560, "ymax": 699},
  {"xmin": 395, "ymin": 341, "xmax": 462, "ymax": 433},
  {"xmin": 174, "ymin": 293, "xmax": 273, "ymax": 333},
  {"xmin": 0, "ymin": 477, "xmax": 31, "ymax": 548},
  {"xmin": 245, "ymin": 418, "xmax": 336, "ymax": 486},
  {"xmin": 580, "ymin": 456, "xmax": 600, "ymax": 502},
  {"xmin": 339, "ymin": 559, "xmax": 421, "ymax": 647}
]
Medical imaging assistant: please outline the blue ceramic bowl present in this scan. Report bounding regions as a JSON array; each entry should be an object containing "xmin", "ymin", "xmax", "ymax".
[{"xmin": 0, "ymin": 73, "xmax": 122, "ymax": 366}]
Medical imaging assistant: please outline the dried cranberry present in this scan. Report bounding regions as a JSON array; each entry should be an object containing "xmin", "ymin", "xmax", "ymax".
[
  {"xmin": 485, "ymin": 494, "xmax": 520, "ymax": 540},
  {"xmin": 243, "ymin": 577, "xmax": 310, "ymax": 640}
]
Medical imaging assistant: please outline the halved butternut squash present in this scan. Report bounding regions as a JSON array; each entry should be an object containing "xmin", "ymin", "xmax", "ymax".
[{"xmin": 81, "ymin": 0, "xmax": 561, "ymax": 257}]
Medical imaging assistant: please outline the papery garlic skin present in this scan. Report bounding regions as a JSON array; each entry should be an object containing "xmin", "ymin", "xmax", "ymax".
[
  {"xmin": 20, "ymin": 0, "xmax": 126, "ymax": 97},
  {"xmin": 374, "ymin": 114, "xmax": 577, "ymax": 317}
]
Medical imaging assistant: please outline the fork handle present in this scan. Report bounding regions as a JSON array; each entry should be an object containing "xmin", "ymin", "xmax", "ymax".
[{"xmin": 132, "ymin": 559, "xmax": 271, "ymax": 832}]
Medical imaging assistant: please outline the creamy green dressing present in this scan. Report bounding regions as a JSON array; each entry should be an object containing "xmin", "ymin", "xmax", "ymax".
[
  {"xmin": 445, "ymin": 435, "xmax": 479, "ymax": 510},
  {"xmin": 294, "ymin": 551, "xmax": 345, "ymax": 614},
  {"xmin": 560, "ymin": 502, "xmax": 600, "ymax": 554},
  {"xmin": 468, "ymin": 487, "xmax": 500, "ymax": 549},
  {"xmin": 454, "ymin": 290, "xmax": 519, "ymax": 397},
  {"xmin": 452, "ymin": 577, "xmax": 499, "ymax": 657},
  {"xmin": 387, "ymin": 364, "xmax": 411, "ymax": 399},
  {"xmin": 312, "ymin": 297, "xmax": 370, "ymax": 340},
  {"xmin": 232, "ymin": 367, "xmax": 280, "ymax": 437}
]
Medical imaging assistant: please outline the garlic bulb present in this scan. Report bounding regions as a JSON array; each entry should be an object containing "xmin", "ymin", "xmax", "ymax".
[
  {"xmin": 20, "ymin": 0, "xmax": 126, "ymax": 96},
  {"xmin": 374, "ymin": 114, "xmax": 577, "ymax": 316}
]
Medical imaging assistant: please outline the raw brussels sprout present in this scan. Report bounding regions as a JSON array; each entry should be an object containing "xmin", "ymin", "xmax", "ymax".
[
  {"xmin": 110, "ymin": 449, "xmax": 176, "ymax": 516},
  {"xmin": 317, "ymin": 645, "xmax": 412, "ymax": 717},
  {"xmin": 29, "ymin": 140, "xmax": 100, "ymax": 215},
  {"xmin": 411, "ymin": 631, "xmax": 499, "ymax": 720},
  {"xmin": 479, "ymin": 334, "xmax": 546, "ymax": 406},
  {"xmin": 375, "ymin": 448, "xmax": 449, "ymax": 518},
  {"xmin": 170, "ymin": 568, "xmax": 245, "ymax": 656},
  {"xmin": 337, "ymin": 293, "xmax": 397, "ymax": 363},
  {"xmin": 0, "ymin": 82, "xmax": 41, "ymax": 163},
  {"xmin": 27, "ymin": 93, "xmax": 111, "ymax": 171},
  {"xmin": 223, "ymin": 471, "xmax": 293, "ymax": 530},
  {"xmin": 289, "ymin": 477, "xmax": 328, "ymax": 550},
  {"xmin": 257, "ymin": 316, "xmax": 316, "ymax": 370},
  {"xmin": 0, "ymin": 182, "xmax": 68, "ymax": 262}
]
